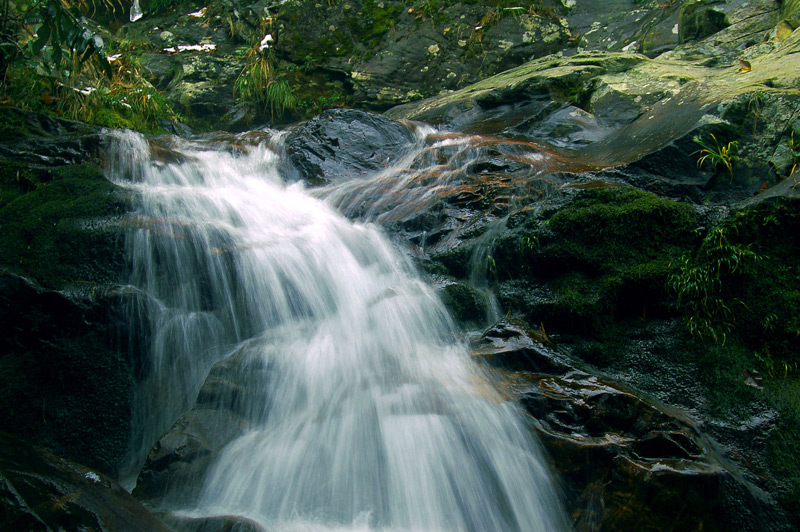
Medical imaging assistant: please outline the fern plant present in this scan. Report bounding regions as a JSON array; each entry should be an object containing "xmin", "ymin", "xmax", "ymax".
[
  {"xmin": 234, "ymin": 39, "xmax": 296, "ymax": 121},
  {"xmin": 668, "ymin": 226, "xmax": 761, "ymax": 344},
  {"xmin": 694, "ymin": 133, "xmax": 738, "ymax": 179}
]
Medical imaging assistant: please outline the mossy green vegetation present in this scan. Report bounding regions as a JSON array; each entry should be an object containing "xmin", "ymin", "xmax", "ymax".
[
  {"xmin": 671, "ymin": 199, "xmax": 800, "ymax": 376},
  {"xmin": 542, "ymin": 186, "xmax": 697, "ymax": 271},
  {"xmin": 0, "ymin": 161, "xmax": 130, "ymax": 289},
  {"xmin": 487, "ymin": 186, "xmax": 699, "ymax": 334},
  {"xmin": 235, "ymin": 48, "xmax": 297, "ymax": 121},
  {"xmin": 0, "ymin": 0, "xmax": 179, "ymax": 134},
  {"xmin": 693, "ymin": 133, "xmax": 738, "ymax": 178},
  {"xmin": 2, "ymin": 56, "xmax": 179, "ymax": 134}
]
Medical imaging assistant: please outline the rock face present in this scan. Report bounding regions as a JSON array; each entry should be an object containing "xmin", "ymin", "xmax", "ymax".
[
  {"xmin": 388, "ymin": 29, "xmax": 800, "ymax": 201},
  {"xmin": 115, "ymin": 0, "xmax": 789, "ymax": 130},
  {"xmin": 133, "ymin": 342, "xmax": 269, "ymax": 508},
  {"xmin": 472, "ymin": 320, "xmax": 790, "ymax": 532},
  {"xmin": 0, "ymin": 432, "xmax": 174, "ymax": 532},
  {"xmin": 415, "ymin": 176, "xmax": 800, "ymax": 530},
  {"xmin": 281, "ymin": 108, "xmax": 418, "ymax": 186},
  {"xmin": 0, "ymin": 107, "xmax": 136, "ymax": 477},
  {"xmin": 274, "ymin": 0, "xmax": 570, "ymax": 110},
  {"xmin": 0, "ymin": 274, "xmax": 134, "ymax": 478}
]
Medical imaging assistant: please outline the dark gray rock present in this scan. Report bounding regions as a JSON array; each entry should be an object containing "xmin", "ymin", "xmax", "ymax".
[
  {"xmin": 139, "ymin": 52, "xmax": 178, "ymax": 90},
  {"xmin": 0, "ymin": 273, "xmax": 134, "ymax": 478},
  {"xmin": 0, "ymin": 112, "xmax": 136, "ymax": 477},
  {"xmin": 0, "ymin": 432, "xmax": 174, "ymax": 532},
  {"xmin": 471, "ymin": 319, "xmax": 573, "ymax": 374},
  {"xmin": 679, "ymin": 1, "xmax": 731, "ymax": 43},
  {"xmin": 0, "ymin": 106, "xmax": 104, "ymax": 167},
  {"xmin": 132, "ymin": 408, "xmax": 247, "ymax": 508},
  {"xmin": 438, "ymin": 280, "xmax": 488, "ymax": 329},
  {"xmin": 471, "ymin": 320, "xmax": 790, "ymax": 532},
  {"xmin": 281, "ymin": 108, "xmax": 417, "ymax": 186},
  {"xmin": 133, "ymin": 344, "xmax": 271, "ymax": 507},
  {"xmin": 158, "ymin": 512, "xmax": 267, "ymax": 532}
]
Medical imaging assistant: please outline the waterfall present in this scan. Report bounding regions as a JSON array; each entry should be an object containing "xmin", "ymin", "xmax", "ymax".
[{"xmin": 107, "ymin": 127, "xmax": 570, "ymax": 532}]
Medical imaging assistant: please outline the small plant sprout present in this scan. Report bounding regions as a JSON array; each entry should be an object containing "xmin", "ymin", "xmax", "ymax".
[
  {"xmin": 786, "ymin": 131, "xmax": 799, "ymax": 180},
  {"xmin": 694, "ymin": 133, "xmax": 739, "ymax": 179}
]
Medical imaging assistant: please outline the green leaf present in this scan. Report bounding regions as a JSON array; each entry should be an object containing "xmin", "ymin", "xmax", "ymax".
[
  {"xmin": 30, "ymin": 23, "xmax": 51, "ymax": 55},
  {"xmin": 96, "ymin": 54, "xmax": 113, "ymax": 79}
]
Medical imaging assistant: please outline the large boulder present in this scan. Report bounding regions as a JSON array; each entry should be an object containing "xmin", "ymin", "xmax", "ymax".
[
  {"xmin": 0, "ymin": 274, "xmax": 134, "ymax": 477},
  {"xmin": 281, "ymin": 108, "xmax": 417, "ymax": 186},
  {"xmin": 133, "ymin": 342, "xmax": 269, "ymax": 507}
]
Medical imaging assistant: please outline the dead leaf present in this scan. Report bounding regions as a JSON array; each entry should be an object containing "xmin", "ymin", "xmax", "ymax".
[{"xmin": 738, "ymin": 59, "xmax": 752, "ymax": 73}]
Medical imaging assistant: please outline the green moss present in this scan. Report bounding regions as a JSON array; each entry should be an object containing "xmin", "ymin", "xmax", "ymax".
[
  {"xmin": 357, "ymin": 0, "xmax": 404, "ymax": 47},
  {"xmin": 543, "ymin": 187, "xmax": 698, "ymax": 271},
  {"xmin": 88, "ymin": 105, "xmax": 167, "ymax": 135},
  {"xmin": 550, "ymin": 272, "xmax": 617, "ymax": 329},
  {"xmin": 1, "ymin": 63, "xmax": 175, "ymax": 135},
  {"xmin": 286, "ymin": 69, "xmax": 352, "ymax": 119},
  {"xmin": 0, "ymin": 161, "xmax": 50, "ymax": 209},
  {"xmin": 0, "ymin": 164, "xmax": 130, "ymax": 289},
  {"xmin": 547, "ymin": 76, "xmax": 597, "ymax": 109},
  {"xmin": 440, "ymin": 281, "xmax": 487, "ymax": 327},
  {"xmin": 492, "ymin": 187, "xmax": 699, "ymax": 334},
  {"xmin": 427, "ymin": 246, "xmax": 473, "ymax": 279},
  {"xmin": 765, "ymin": 376, "xmax": 800, "ymax": 522}
]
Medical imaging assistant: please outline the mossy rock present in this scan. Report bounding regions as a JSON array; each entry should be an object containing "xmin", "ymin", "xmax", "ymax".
[
  {"xmin": 439, "ymin": 281, "xmax": 488, "ymax": 328},
  {"xmin": 492, "ymin": 186, "xmax": 699, "ymax": 335},
  {"xmin": 0, "ymin": 162, "xmax": 131, "ymax": 290},
  {"xmin": 782, "ymin": 0, "xmax": 800, "ymax": 28},
  {"xmin": 0, "ymin": 273, "xmax": 134, "ymax": 477},
  {"xmin": 426, "ymin": 245, "xmax": 474, "ymax": 279},
  {"xmin": 541, "ymin": 187, "xmax": 698, "ymax": 270},
  {"xmin": 679, "ymin": 1, "xmax": 731, "ymax": 43},
  {"xmin": 765, "ymin": 376, "xmax": 800, "ymax": 525}
]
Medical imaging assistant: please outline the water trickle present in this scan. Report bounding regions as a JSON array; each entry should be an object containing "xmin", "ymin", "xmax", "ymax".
[{"xmin": 107, "ymin": 127, "xmax": 570, "ymax": 531}]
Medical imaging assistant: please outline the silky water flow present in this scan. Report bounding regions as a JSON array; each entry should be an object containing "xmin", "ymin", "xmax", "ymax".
[{"xmin": 107, "ymin": 128, "xmax": 570, "ymax": 532}]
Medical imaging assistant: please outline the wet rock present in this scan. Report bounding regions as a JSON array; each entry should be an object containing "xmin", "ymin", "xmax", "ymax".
[
  {"xmin": 0, "ymin": 108, "xmax": 134, "ymax": 289},
  {"xmin": 133, "ymin": 408, "xmax": 247, "ymax": 507},
  {"xmin": 471, "ymin": 321, "xmax": 786, "ymax": 532},
  {"xmin": 679, "ymin": 1, "xmax": 731, "ymax": 43},
  {"xmin": 387, "ymin": 12, "xmax": 800, "ymax": 201},
  {"xmin": 438, "ymin": 280, "xmax": 488, "ymax": 329},
  {"xmin": 472, "ymin": 319, "xmax": 572, "ymax": 375},
  {"xmin": 281, "ymin": 108, "xmax": 417, "ymax": 186},
  {"xmin": 0, "ymin": 432, "xmax": 174, "ymax": 532},
  {"xmin": 158, "ymin": 512, "xmax": 266, "ymax": 532},
  {"xmin": 134, "ymin": 344, "xmax": 271, "ymax": 507},
  {"xmin": 562, "ymin": 0, "xmax": 682, "ymax": 56},
  {"xmin": 0, "ymin": 113, "xmax": 136, "ymax": 477},
  {"xmin": 639, "ymin": 9, "xmax": 682, "ymax": 58},
  {"xmin": 139, "ymin": 52, "xmax": 178, "ymax": 90},
  {"xmin": 0, "ymin": 106, "xmax": 104, "ymax": 167},
  {"xmin": 0, "ymin": 273, "xmax": 134, "ymax": 477}
]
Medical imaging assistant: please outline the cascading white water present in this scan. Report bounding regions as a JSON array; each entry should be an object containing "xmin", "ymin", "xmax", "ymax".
[{"xmin": 107, "ymin": 127, "xmax": 570, "ymax": 532}]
